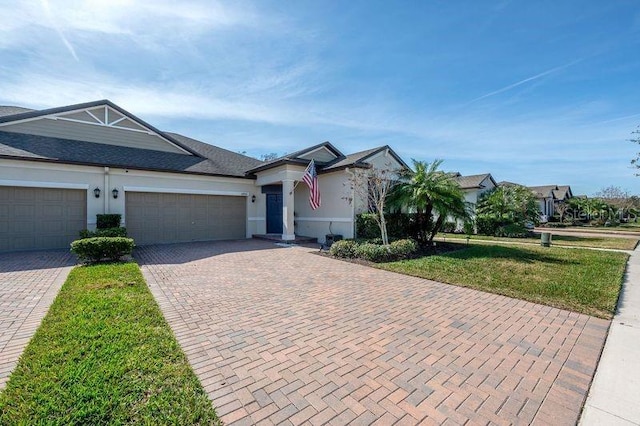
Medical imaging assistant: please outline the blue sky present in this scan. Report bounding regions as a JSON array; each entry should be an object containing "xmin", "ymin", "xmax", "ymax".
[{"xmin": 1, "ymin": 0, "xmax": 639, "ymax": 195}]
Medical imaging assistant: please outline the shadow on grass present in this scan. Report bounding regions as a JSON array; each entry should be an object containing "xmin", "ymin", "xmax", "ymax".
[{"xmin": 434, "ymin": 243, "xmax": 576, "ymax": 265}]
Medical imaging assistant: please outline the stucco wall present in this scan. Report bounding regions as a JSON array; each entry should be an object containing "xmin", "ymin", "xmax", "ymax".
[
  {"xmin": 0, "ymin": 159, "xmax": 260, "ymax": 236},
  {"xmin": 294, "ymin": 170, "xmax": 354, "ymax": 241}
]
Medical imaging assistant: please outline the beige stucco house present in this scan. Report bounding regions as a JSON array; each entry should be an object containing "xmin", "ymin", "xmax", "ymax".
[{"xmin": 0, "ymin": 100, "xmax": 407, "ymax": 252}]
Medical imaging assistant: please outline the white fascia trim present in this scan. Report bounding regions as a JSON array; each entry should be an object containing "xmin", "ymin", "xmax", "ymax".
[
  {"xmin": 248, "ymin": 217, "xmax": 266, "ymax": 221},
  {"xmin": 123, "ymin": 186, "xmax": 249, "ymax": 197},
  {"xmin": 0, "ymin": 179, "xmax": 89, "ymax": 190},
  {"xmin": 295, "ymin": 217, "xmax": 353, "ymax": 223}
]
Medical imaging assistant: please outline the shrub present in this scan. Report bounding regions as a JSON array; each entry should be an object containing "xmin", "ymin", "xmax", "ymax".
[
  {"xmin": 96, "ymin": 214, "xmax": 122, "ymax": 229},
  {"xmin": 329, "ymin": 240, "xmax": 359, "ymax": 258},
  {"xmin": 476, "ymin": 216, "xmax": 502, "ymax": 236},
  {"xmin": 355, "ymin": 243, "xmax": 392, "ymax": 262},
  {"xmin": 356, "ymin": 213, "xmax": 381, "ymax": 240},
  {"xmin": 441, "ymin": 221, "xmax": 457, "ymax": 233},
  {"xmin": 389, "ymin": 239, "xmax": 418, "ymax": 259},
  {"xmin": 79, "ymin": 227, "xmax": 127, "ymax": 239},
  {"xmin": 70, "ymin": 237, "xmax": 134, "ymax": 263}
]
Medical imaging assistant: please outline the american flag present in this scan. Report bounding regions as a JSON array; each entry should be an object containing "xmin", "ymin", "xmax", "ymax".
[{"xmin": 302, "ymin": 159, "xmax": 321, "ymax": 210}]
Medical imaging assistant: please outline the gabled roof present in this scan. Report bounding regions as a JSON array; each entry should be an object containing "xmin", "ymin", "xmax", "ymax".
[
  {"xmin": 528, "ymin": 185, "xmax": 559, "ymax": 199},
  {"xmin": 0, "ymin": 130, "xmax": 262, "ymax": 178},
  {"xmin": 245, "ymin": 143, "xmax": 408, "ymax": 175},
  {"xmin": 498, "ymin": 180, "xmax": 521, "ymax": 187},
  {"xmin": 322, "ymin": 145, "xmax": 409, "ymax": 172},
  {"xmin": 0, "ymin": 99, "xmax": 203, "ymax": 157},
  {"xmin": 553, "ymin": 185, "xmax": 572, "ymax": 200},
  {"xmin": 246, "ymin": 141, "xmax": 344, "ymax": 174},
  {"xmin": 0, "ymin": 106, "xmax": 34, "ymax": 117},
  {"xmin": 453, "ymin": 173, "xmax": 496, "ymax": 190}
]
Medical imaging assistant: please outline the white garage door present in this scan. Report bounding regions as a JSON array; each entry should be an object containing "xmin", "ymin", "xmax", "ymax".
[
  {"xmin": 0, "ymin": 187, "xmax": 87, "ymax": 252},
  {"xmin": 125, "ymin": 192, "xmax": 246, "ymax": 245}
]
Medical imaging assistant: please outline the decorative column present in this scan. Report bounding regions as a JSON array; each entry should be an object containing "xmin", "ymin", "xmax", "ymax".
[{"xmin": 282, "ymin": 179, "xmax": 295, "ymax": 240}]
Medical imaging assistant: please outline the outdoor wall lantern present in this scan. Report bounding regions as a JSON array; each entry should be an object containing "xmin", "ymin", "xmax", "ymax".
[
  {"xmin": 93, "ymin": 187, "xmax": 101, "ymax": 198},
  {"xmin": 251, "ymin": 194, "xmax": 256, "ymax": 203},
  {"xmin": 112, "ymin": 188, "xmax": 119, "ymax": 199}
]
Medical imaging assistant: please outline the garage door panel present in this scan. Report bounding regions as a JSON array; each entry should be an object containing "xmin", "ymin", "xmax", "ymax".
[
  {"xmin": 0, "ymin": 187, "xmax": 87, "ymax": 251},
  {"xmin": 126, "ymin": 192, "xmax": 246, "ymax": 245}
]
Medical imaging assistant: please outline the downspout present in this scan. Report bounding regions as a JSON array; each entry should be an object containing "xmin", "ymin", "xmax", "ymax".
[
  {"xmin": 346, "ymin": 167, "xmax": 356, "ymax": 239},
  {"xmin": 104, "ymin": 166, "xmax": 110, "ymax": 214}
]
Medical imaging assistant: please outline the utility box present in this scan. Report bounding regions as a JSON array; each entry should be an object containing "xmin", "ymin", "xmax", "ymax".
[{"xmin": 541, "ymin": 232, "xmax": 552, "ymax": 247}]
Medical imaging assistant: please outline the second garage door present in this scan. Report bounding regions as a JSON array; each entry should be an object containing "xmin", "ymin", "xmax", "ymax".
[{"xmin": 125, "ymin": 192, "xmax": 246, "ymax": 245}]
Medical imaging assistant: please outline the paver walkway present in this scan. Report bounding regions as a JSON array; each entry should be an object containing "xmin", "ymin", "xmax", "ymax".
[
  {"xmin": 0, "ymin": 250, "xmax": 74, "ymax": 389},
  {"xmin": 137, "ymin": 240, "xmax": 609, "ymax": 425}
]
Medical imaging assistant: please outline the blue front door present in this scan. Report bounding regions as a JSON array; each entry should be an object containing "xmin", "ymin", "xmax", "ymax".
[{"xmin": 266, "ymin": 193, "xmax": 283, "ymax": 234}]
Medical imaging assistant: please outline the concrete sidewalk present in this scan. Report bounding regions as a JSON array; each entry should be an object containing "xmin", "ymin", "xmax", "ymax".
[{"xmin": 580, "ymin": 245, "xmax": 640, "ymax": 425}]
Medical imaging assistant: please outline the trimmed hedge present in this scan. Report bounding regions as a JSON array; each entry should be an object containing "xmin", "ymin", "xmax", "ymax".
[
  {"xmin": 329, "ymin": 240, "xmax": 358, "ymax": 258},
  {"xmin": 79, "ymin": 227, "xmax": 127, "ymax": 239},
  {"xmin": 390, "ymin": 239, "xmax": 418, "ymax": 259},
  {"xmin": 96, "ymin": 214, "xmax": 122, "ymax": 229},
  {"xmin": 70, "ymin": 237, "xmax": 134, "ymax": 263},
  {"xmin": 330, "ymin": 238, "xmax": 418, "ymax": 263}
]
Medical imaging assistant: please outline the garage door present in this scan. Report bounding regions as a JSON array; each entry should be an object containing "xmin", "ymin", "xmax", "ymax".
[
  {"xmin": 0, "ymin": 187, "xmax": 87, "ymax": 252},
  {"xmin": 125, "ymin": 192, "xmax": 246, "ymax": 245}
]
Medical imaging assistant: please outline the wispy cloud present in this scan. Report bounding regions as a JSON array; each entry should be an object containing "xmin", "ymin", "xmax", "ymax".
[
  {"xmin": 39, "ymin": 0, "xmax": 79, "ymax": 61},
  {"xmin": 465, "ymin": 59, "xmax": 583, "ymax": 105}
]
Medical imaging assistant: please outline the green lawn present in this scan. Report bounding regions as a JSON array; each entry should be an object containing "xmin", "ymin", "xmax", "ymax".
[
  {"xmin": 438, "ymin": 232, "xmax": 638, "ymax": 250},
  {"xmin": 378, "ymin": 244, "xmax": 628, "ymax": 319},
  {"xmin": 0, "ymin": 262, "xmax": 220, "ymax": 425}
]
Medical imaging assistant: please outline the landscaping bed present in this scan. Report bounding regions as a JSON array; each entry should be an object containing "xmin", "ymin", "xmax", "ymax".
[
  {"xmin": 0, "ymin": 262, "xmax": 220, "ymax": 425},
  {"xmin": 377, "ymin": 243, "xmax": 628, "ymax": 319}
]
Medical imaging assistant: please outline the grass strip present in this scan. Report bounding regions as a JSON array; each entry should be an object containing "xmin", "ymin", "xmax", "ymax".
[
  {"xmin": 438, "ymin": 232, "xmax": 638, "ymax": 250},
  {"xmin": 378, "ymin": 244, "xmax": 628, "ymax": 319},
  {"xmin": 0, "ymin": 262, "xmax": 220, "ymax": 425}
]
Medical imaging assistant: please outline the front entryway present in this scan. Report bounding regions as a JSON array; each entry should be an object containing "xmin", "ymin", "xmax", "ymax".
[{"xmin": 266, "ymin": 193, "xmax": 283, "ymax": 234}]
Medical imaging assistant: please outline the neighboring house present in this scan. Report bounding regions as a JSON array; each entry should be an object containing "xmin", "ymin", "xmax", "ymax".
[
  {"xmin": 553, "ymin": 185, "xmax": 573, "ymax": 206},
  {"xmin": 452, "ymin": 173, "xmax": 497, "ymax": 208},
  {"xmin": 451, "ymin": 173, "xmax": 497, "ymax": 229},
  {"xmin": 499, "ymin": 181, "xmax": 574, "ymax": 222},
  {"xmin": 0, "ymin": 100, "xmax": 407, "ymax": 251}
]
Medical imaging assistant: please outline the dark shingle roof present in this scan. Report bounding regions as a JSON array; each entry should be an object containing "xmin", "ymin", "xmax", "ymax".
[
  {"xmin": 0, "ymin": 131, "xmax": 260, "ymax": 178},
  {"xmin": 0, "ymin": 106, "xmax": 34, "ymax": 117},
  {"xmin": 453, "ymin": 173, "xmax": 494, "ymax": 190},
  {"xmin": 553, "ymin": 185, "xmax": 572, "ymax": 200},
  {"xmin": 246, "ymin": 141, "xmax": 344, "ymax": 174},
  {"xmin": 528, "ymin": 185, "xmax": 559, "ymax": 198}
]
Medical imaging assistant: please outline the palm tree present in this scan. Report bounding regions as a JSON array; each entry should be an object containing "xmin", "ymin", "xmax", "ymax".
[
  {"xmin": 476, "ymin": 185, "xmax": 539, "ymax": 233},
  {"xmin": 389, "ymin": 159, "xmax": 470, "ymax": 245}
]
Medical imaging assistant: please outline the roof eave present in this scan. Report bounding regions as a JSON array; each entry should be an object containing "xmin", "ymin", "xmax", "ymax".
[{"xmin": 0, "ymin": 155, "xmax": 257, "ymax": 180}]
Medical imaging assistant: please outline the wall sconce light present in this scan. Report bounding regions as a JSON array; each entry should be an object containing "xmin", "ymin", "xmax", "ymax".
[
  {"xmin": 112, "ymin": 188, "xmax": 119, "ymax": 199},
  {"xmin": 93, "ymin": 187, "xmax": 101, "ymax": 198},
  {"xmin": 251, "ymin": 195, "xmax": 256, "ymax": 203}
]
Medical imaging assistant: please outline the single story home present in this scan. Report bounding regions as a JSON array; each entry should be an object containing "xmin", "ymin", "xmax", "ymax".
[
  {"xmin": 498, "ymin": 182, "xmax": 574, "ymax": 222},
  {"xmin": 0, "ymin": 100, "xmax": 407, "ymax": 252},
  {"xmin": 452, "ymin": 173, "xmax": 497, "ymax": 207}
]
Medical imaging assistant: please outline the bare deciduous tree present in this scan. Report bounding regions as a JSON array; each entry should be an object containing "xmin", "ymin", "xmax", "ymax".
[{"xmin": 344, "ymin": 164, "xmax": 399, "ymax": 245}]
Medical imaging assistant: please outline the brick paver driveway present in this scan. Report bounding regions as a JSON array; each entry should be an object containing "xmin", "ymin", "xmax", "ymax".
[
  {"xmin": 0, "ymin": 250, "xmax": 75, "ymax": 389},
  {"xmin": 137, "ymin": 240, "xmax": 608, "ymax": 425}
]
